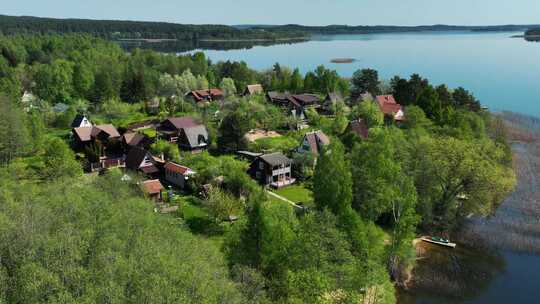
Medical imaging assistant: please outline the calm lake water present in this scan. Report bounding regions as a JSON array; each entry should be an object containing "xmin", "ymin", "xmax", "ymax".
[
  {"xmin": 188, "ymin": 31, "xmax": 540, "ymax": 117},
  {"xmin": 181, "ymin": 32, "xmax": 540, "ymax": 304}
]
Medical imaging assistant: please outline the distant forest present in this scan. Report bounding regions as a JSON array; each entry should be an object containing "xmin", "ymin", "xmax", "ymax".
[
  {"xmin": 1, "ymin": 15, "xmax": 538, "ymax": 42},
  {"xmin": 0, "ymin": 15, "xmax": 307, "ymax": 40}
]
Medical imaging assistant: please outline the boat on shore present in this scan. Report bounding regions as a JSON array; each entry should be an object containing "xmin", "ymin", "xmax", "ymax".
[{"xmin": 421, "ymin": 236, "xmax": 456, "ymax": 248}]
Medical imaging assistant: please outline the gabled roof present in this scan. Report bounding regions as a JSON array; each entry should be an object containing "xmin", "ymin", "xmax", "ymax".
[
  {"xmin": 259, "ymin": 152, "xmax": 292, "ymax": 166},
  {"xmin": 164, "ymin": 117, "xmax": 200, "ymax": 131},
  {"xmin": 303, "ymin": 130, "xmax": 330, "ymax": 155},
  {"xmin": 73, "ymin": 126, "xmax": 93, "ymax": 142},
  {"xmin": 125, "ymin": 147, "xmax": 153, "ymax": 170},
  {"xmin": 188, "ymin": 89, "xmax": 224, "ymax": 101},
  {"xmin": 291, "ymin": 94, "xmax": 320, "ymax": 106},
  {"xmin": 245, "ymin": 84, "xmax": 264, "ymax": 95},
  {"xmin": 123, "ymin": 132, "xmax": 146, "ymax": 147},
  {"xmin": 326, "ymin": 92, "xmax": 343, "ymax": 103},
  {"xmin": 92, "ymin": 124, "xmax": 121, "ymax": 138},
  {"xmin": 71, "ymin": 114, "xmax": 91, "ymax": 128},
  {"xmin": 376, "ymin": 95, "xmax": 403, "ymax": 118},
  {"xmin": 164, "ymin": 162, "xmax": 194, "ymax": 175},
  {"xmin": 348, "ymin": 119, "xmax": 369, "ymax": 139},
  {"xmin": 182, "ymin": 125, "xmax": 209, "ymax": 149},
  {"xmin": 141, "ymin": 179, "xmax": 163, "ymax": 195}
]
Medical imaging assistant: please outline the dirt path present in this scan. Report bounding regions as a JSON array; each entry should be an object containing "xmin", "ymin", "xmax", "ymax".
[{"xmin": 266, "ymin": 191, "xmax": 303, "ymax": 209}]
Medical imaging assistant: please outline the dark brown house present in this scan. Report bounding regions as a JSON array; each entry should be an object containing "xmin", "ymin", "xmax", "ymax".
[
  {"xmin": 125, "ymin": 147, "xmax": 161, "ymax": 177},
  {"xmin": 267, "ymin": 92, "xmax": 321, "ymax": 121},
  {"xmin": 347, "ymin": 119, "xmax": 369, "ymax": 140},
  {"xmin": 157, "ymin": 117, "xmax": 209, "ymax": 153},
  {"xmin": 248, "ymin": 152, "xmax": 295, "ymax": 188}
]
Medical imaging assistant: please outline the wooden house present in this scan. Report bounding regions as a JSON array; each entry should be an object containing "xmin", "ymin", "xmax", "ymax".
[
  {"xmin": 186, "ymin": 89, "xmax": 224, "ymax": 103},
  {"xmin": 125, "ymin": 147, "xmax": 161, "ymax": 177},
  {"xmin": 244, "ymin": 84, "xmax": 264, "ymax": 96},
  {"xmin": 249, "ymin": 152, "xmax": 295, "ymax": 188},
  {"xmin": 141, "ymin": 179, "xmax": 164, "ymax": 202},
  {"xmin": 297, "ymin": 130, "xmax": 330, "ymax": 155},
  {"xmin": 347, "ymin": 119, "xmax": 369, "ymax": 140},
  {"xmin": 157, "ymin": 117, "xmax": 209, "ymax": 153}
]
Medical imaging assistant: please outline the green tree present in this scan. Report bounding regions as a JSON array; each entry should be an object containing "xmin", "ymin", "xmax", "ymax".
[
  {"xmin": 40, "ymin": 137, "xmax": 82, "ymax": 179},
  {"xmin": 217, "ymin": 110, "xmax": 251, "ymax": 153},
  {"xmin": 350, "ymin": 101, "xmax": 384, "ymax": 128},
  {"xmin": 313, "ymin": 141, "xmax": 352, "ymax": 215},
  {"xmin": 351, "ymin": 68, "xmax": 380, "ymax": 97},
  {"xmin": 33, "ymin": 59, "xmax": 74, "ymax": 103},
  {"xmin": 0, "ymin": 95, "xmax": 30, "ymax": 165},
  {"xmin": 220, "ymin": 77, "xmax": 237, "ymax": 97}
]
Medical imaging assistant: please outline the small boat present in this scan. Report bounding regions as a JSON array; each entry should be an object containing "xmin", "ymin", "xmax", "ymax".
[{"xmin": 421, "ymin": 236, "xmax": 457, "ymax": 248}]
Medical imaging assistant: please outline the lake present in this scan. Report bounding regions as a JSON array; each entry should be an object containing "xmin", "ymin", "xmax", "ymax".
[
  {"xmin": 181, "ymin": 32, "xmax": 540, "ymax": 304},
  {"xmin": 186, "ymin": 31, "xmax": 540, "ymax": 117}
]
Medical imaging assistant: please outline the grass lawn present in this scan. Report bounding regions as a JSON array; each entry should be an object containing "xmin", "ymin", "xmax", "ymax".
[
  {"xmin": 251, "ymin": 135, "xmax": 299, "ymax": 153},
  {"xmin": 274, "ymin": 184, "xmax": 313, "ymax": 206}
]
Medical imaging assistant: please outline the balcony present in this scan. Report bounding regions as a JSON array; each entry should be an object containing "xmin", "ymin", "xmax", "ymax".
[{"xmin": 270, "ymin": 178, "xmax": 296, "ymax": 189}]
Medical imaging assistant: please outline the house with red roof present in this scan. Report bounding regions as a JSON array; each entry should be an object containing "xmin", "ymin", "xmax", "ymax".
[
  {"xmin": 186, "ymin": 89, "xmax": 224, "ymax": 103},
  {"xmin": 376, "ymin": 95, "xmax": 405, "ymax": 122},
  {"xmin": 164, "ymin": 162, "xmax": 196, "ymax": 188},
  {"xmin": 141, "ymin": 179, "xmax": 164, "ymax": 202}
]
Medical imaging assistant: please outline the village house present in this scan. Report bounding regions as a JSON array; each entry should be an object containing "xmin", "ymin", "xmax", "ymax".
[
  {"xmin": 122, "ymin": 132, "xmax": 151, "ymax": 150},
  {"xmin": 186, "ymin": 89, "xmax": 224, "ymax": 103},
  {"xmin": 243, "ymin": 84, "xmax": 264, "ymax": 96},
  {"xmin": 141, "ymin": 179, "xmax": 164, "ymax": 202},
  {"xmin": 71, "ymin": 114, "xmax": 92, "ymax": 128},
  {"xmin": 267, "ymin": 91, "xmax": 321, "ymax": 121},
  {"xmin": 347, "ymin": 118, "xmax": 369, "ymax": 139},
  {"xmin": 164, "ymin": 162, "xmax": 195, "ymax": 189},
  {"xmin": 157, "ymin": 117, "xmax": 209, "ymax": 153},
  {"xmin": 125, "ymin": 147, "xmax": 162, "ymax": 178},
  {"xmin": 376, "ymin": 95, "xmax": 405, "ymax": 122},
  {"xmin": 72, "ymin": 124, "xmax": 121, "ymax": 148},
  {"xmin": 320, "ymin": 92, "xmax": 344, "ymax": 115},
  {"xmin": 297, "ymin": 130, "xmax": 330, "ymax": 155},
  {"xmin": 248, "ymin": 152, "xmax": 295, "ymax": 188}
]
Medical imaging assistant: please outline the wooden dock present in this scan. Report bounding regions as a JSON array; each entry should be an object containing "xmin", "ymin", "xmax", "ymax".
[{"xmin": 421, "ymin": 237, "xmax": 457, "ymax": 248}]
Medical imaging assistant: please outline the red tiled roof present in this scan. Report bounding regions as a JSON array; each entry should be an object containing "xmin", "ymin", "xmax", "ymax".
[
  {"xmin": 141, "ymin": 179, "xmax": 163, "ymax": 195},
  {"xmin": 189, "ymin": 89, "xmax": 224, "ymax": 101},
  {"xmin": 164, "ymin": 162, "xmax": 192, "ymax": 174},
  {"xmin": 376, "ymin": 95, "xmax": 403, "ymax": 119}
]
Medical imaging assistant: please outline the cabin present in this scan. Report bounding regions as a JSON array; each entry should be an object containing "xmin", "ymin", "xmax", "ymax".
[
  {"xmin": 125, "ymin": 147, "xmax": 161, "ymax": 177},
  {"xmin": 71, "ymin": 114, "xmax": 92, "ymax": 128},
  {"xmin": 186, "ymin": 89, "xmax": 224, "ymax": 103},
  {"xmin": 249, "ymin": 152, "xmax": 295, "ymax": 188},
  {"xmin": 72, "ymin": 124, "xmax": 121, "ymax": 148},
  {"xmin": 141, "ymin": 179, "xmax": 164, "ymax": 202},
  {"xmin": 376, "ymin": 95, "xmax": 405, "ymax": 122},
  {"xmin": 347, "ymin": 118, "xmax": 369, "ymax": 139},
  {"xmin": 267, "ymin": 92, "xmax": 321, "ymax": 120},
  {"xmin": 320, "ymin": 92, "xmax": 344, "ymax": 114},
  {"xmin": 297, "ymin": 130, "xmax": 330, "ymax": 155},
  {"xmin": 122, "ymin": 132, "xmax": 150, "ymax": 149},
  {"xmin": 244, "ymin": 84, "xmax": 264, "ymax": 96},
  {"xmin": 164, "ymin": 162, "xmax": 195, "ymax": 189},
  {"xmin": 157, "ymin": 117, "xmax": 209, "ymax": 153}
]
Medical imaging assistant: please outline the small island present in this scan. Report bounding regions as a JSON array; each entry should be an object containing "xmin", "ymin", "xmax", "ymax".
[{"xmin": 331, "ymin": 58, "xmax": 356, "ymax": 64}]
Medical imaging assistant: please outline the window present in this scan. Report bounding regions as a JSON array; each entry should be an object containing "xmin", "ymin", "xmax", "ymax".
[{"xmin": 259, "ymin": 161, "xmax": 264, "ymax": 170}]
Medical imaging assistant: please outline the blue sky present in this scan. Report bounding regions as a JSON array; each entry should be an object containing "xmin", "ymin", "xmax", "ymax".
[{"xmin": 3, "ymin": 0, "xmax": 540, "ymax": 26}]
